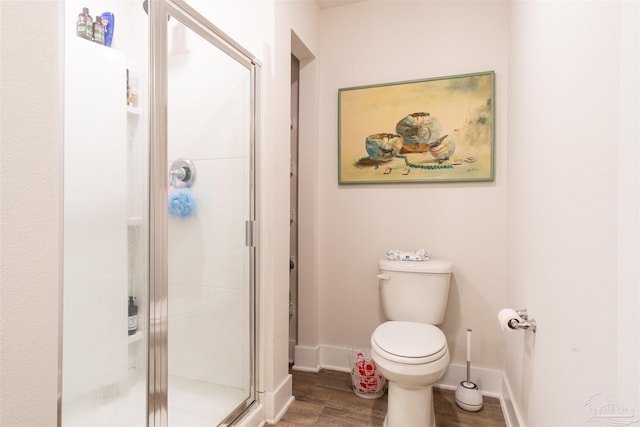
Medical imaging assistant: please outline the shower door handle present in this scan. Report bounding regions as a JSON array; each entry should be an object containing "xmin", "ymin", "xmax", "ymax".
[{"xmin": 245, "ymin": 220, "xmax": 255, "ymax": 247}]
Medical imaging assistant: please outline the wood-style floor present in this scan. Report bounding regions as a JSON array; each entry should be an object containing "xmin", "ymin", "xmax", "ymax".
[{"xmin": 269, "ymin": 369, "xmax": 507, "ymax": 427}]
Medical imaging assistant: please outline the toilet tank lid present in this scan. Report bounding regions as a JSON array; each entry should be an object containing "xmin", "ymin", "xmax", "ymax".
[{"xmin": 378, "ymin": 259, "xmax": 453, "ymax": 273}]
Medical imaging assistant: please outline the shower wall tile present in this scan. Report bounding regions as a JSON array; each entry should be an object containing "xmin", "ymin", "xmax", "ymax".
[
  {"xmin": 168, "ymin": 157, "xmax": 249, "ymax": 291},
  {"xmin": 167, "ymin": 50, "xmax": 251, "ymax": 162},
  {"xmin": 63, "ymin": 38, "xmax": 129, "ymax": 398},
  {"xmin": 167, "ymin": 155, "xmax": 251, "ymax": 388},
  {"xmin": 166, "ymin": 38, "xmax": 253, "ymax": 391},
  {"xmin": 167, "ymin": 284, "xmax": 249, "ymax": 388}
]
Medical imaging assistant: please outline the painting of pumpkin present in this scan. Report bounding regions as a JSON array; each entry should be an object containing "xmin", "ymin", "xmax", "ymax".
[
  {"xmin": 395, "ymin": 112, "xmax": 443, "ymax": 153},
  {"xmin": 365, "ymin": 133, "xmax": 403, "ymax": 162},
  {"xmin": 428, "ymin": 134, "xmax": 456, "ymax": 162}
]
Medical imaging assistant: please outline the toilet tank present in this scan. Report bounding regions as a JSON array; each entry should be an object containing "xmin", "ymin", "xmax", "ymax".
[{"xmin": 378, "ymin": 259, "xmax": 453, "ymax": 324}]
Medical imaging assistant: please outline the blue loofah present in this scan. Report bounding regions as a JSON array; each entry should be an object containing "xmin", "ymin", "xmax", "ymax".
[{"xmin": 168, "ymin": 187, "xmax": 196, "ymax": 219}]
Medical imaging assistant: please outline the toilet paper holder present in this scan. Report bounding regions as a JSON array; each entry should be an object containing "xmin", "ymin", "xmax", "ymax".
[{"xmin": 509, "ymin": 309, "xmax": 537, "ymax": 333}]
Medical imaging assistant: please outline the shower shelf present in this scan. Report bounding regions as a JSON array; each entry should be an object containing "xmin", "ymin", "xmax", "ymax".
[
  {"xmin": 127, "ymin": 217, "xmax": 143, "ymax": 226},
  {"xmin": 127, "ymin": 106, "xmax": 140, "ymax": 115},
  {"xmin": 128, "ymin": 331, "xmax": 143, "ymax": 344}
]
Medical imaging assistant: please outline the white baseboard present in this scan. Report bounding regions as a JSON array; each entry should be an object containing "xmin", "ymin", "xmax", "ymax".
[
  {"xmin": 291, "ymin": 345, "xmax": 503, "ymax": 396},
  {"xmin": 291, "ymin": 344, "xmax": 529, "ymax": 426},
  {"xmin": 248, "ymin": 340, "xmax": 526, "ymax": 427},
  {"xmin": 242, "ymin": 358, "xmax": 521, "ymax": 427},
  {"xmin": 500, "ymin": 372, "xmax": 524, "ymax": 427},
  {"xmin": 319, "ymin": 345, "xmax": 352, "ymax": 372},
  {"xmin": 292, "ymin": 344, "xmax": 352, "ymax": 373},
  {"xmin": 293, "ymin": 345, "xmax": 320, "ymax": 372},
  {"xmin": 261, "ymin": 373, "xmax": 294, "ymax": 425},
  {"xmin": 438, "ymin": 363, "xmax": 502, "ymax": 397}
]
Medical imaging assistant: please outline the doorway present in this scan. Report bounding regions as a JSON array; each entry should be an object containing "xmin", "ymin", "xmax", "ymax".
[{"xmin": 289, "ymin": 54, "xmax": 300, "ymax": 363}]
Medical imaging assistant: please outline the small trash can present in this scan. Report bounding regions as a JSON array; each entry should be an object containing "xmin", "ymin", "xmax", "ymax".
[{"xmin": 350, "ymin": 348, "xmax": 386, "ymax": 399}]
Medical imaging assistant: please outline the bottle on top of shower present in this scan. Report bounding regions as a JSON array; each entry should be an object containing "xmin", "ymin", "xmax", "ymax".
[
  {"xmin": 128, "ymin": 296, "xmax": 138, "ymax": 336},
  {"xmin": 76, "ymin": 7, "xmax": 93, "ymax": 41},
  {"xmin": 127, "ymin": 70, "xmax": 139, "ymax": 108},
  {"xmin": 101, "ymin": 12, "xmax": 115, "ymax": 47},
  {"xmin": 92, "ymin": 15, "xmax": 104, "ymax": 45}
]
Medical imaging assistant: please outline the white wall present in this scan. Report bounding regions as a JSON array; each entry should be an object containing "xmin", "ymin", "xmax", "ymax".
[
  {"xmin": 617, "ymin": 0, "xmax": 640, "ymax": 409},
  {"xmin": 310, "ymin": 1, "xmax": 509, "ymax": 375},
  {"xmin": 267, "ymin": 0, "xmax": 321, "ymax": 420},
  {"xmin": 507, "ymin": 1, "xmax": 639, "ymax": 425},
  {"xmin": 0, "ymin": 1, "xmax": 63, "ymax": 425}
]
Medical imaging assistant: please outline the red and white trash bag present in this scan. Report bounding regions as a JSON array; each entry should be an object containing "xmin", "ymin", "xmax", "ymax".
[{"xmin": 350, "ymin": 349, "xmax": 386, "ymax": 398}]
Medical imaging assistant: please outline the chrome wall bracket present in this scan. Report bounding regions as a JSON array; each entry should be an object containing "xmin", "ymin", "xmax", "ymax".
[{"xmin": 509, "ymin": 309, "xmax": 537, "ymax": 333}]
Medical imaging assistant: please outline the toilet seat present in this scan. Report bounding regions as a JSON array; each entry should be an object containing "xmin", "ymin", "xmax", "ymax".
[{"xmin": 372, "ymin": 321, "xmax": 447, "ymax": 365}]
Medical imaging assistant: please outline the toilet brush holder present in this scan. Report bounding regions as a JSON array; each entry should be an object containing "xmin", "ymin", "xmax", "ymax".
[
  {"xmin": 455, "ymin": 329, "xmax": 483, "ymax": 412},
  {"xmin": 455, "ymin": 377, "xmax": 483, "ymax": 411}
]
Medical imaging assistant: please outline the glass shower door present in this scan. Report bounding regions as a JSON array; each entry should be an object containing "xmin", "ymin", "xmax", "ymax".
[{"xmin": 162, "ymin": 5, "xmax": 256, "ymax": 426}]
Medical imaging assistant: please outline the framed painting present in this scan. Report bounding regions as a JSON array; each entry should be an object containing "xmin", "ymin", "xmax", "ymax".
[{"xmin": 338, "ymin": 71, "xmax": 494, "ymax": 184}]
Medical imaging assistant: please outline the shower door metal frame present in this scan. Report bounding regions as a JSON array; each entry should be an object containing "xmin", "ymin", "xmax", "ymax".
[{"xmin": 149, "ymin": 1, "xmax": 260, "ymax": 425}]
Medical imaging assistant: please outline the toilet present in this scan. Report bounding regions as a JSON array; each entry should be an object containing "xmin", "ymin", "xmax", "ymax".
[{"xmin": 370, "ymin": 258, "xmax": 453, "ymax": 427}]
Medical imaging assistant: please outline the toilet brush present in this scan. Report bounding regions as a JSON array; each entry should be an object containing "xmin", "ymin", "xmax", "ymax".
[{"xmin": 455, "ymin": 328, "xmax": 483, "ymax": 411}]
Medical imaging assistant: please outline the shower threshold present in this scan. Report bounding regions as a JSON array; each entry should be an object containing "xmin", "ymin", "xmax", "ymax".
[{"xmin": 62, "ymin": 370, "xmax": 249, "ymax": 426}]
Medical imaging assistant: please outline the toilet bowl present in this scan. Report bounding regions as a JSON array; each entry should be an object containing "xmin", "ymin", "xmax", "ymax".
[{"xmin": 371, "ymin": 320, "xmax": 449, "ymax": 427}]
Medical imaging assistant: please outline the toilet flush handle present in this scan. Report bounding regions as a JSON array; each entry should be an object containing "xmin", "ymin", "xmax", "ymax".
[{"xmin": 377, "ymin": 273, "xmax": 390, "ymax": 280}]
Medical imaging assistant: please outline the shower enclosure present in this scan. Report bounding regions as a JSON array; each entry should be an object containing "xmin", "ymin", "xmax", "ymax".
[{"xmin": 60, "ymin": 1, "xmax": 259, "ymax": 425}]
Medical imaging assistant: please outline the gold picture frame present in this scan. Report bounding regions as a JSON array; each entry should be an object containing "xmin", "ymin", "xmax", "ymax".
[{"xmin": 338, "ymin": 71, "xmax": 495, "ymax": 184}]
